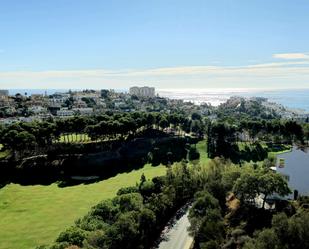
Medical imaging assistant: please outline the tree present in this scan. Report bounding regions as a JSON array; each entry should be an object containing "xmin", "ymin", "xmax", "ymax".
[
  {"xmin": 56, "ymin": 227, "xmax": 86, "ymax": 247},
  {"xmin": 191, "ymin": 112, "xmax": 202, "ymax": 120},
  {"xmin": 188, "ymin": 191, "xmax": 221, "ymax": 237},
  {"xmin": 105, "ymin": 212, "xmax": 140, "ymax": 249},
  {"xmin": 113, "ymin": 193, "xmax": 143, "ymax": 213},
  {"xmin": 2, "ymin": 129, "xmax": 19, "ymax": 152},
  {"xmin": 88, "ymin": 200, "xmax": 120, "ymax": 226},
  {"xmin": 304, "ymin": 123, "xmax": 309, "ymax": 144},
  {"xmin": 243, "ymin": 211, "xmax": 309, "ymax": 249},
  {"xmin": 101, "ymin": 89, "xmax": 110, "ymax": 99},
  {"xmin": 146, "ymin": 113, "xmax": 156, "ymax": 129},
  {"xmin": 284, "ymin": 120, "xmax": 304, "ymax": 144},
  {"xmin": 287, "ymin": 211, "xmax": 309, "ymax": 249},
  {"xmin": 189, "ymin": 191, "xmax": 224, "ymax": 247},
  {"xmin": 15, "ymin": 131, "xmax": 36, "ymax": 152},
  {"xmin": 207, "ymin": 122, "xmax": 237, "ymax": 159},
  {"xmin": 139, "ymin": 173, "xmax": 146, "ymax": 187},
  {"xmin": 233, "ymin": 173, "xmax": 260, "ymax": 203},
  {"xmin": 138, "ymin": 208, "xmax": 156, "ymax": 246},
  {"xmin": 64, "ymin": 97, "xmax": 74, "ymax": 109},
  {"xmin": 259, "ymin": 172, "xmax": 291, "ymax": 209},
  {"xmin": 159, "ymin": 116, "xmax": 169, "ymax": 130},
  {"xmin": 233, "ymin": 170, "xmax": 291, "ymax": 208},
  {"xmin": 188, "ymin": 146, "xmax": 200, "ymax": 161},
  {"xmin": 271, "ymin": 213, "xmax": 289, "ymax": 246},
  {"xmin": 191, "ymin": 120, "xmax": 203, "ymax": 137},
  {"xmin": 243, "ymin": 229, "xmax": 279, "ymax": 249}
]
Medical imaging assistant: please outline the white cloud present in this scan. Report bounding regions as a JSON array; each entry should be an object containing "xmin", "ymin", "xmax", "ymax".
[
  {"xmin": 272, "ymin": 53, "xmax": 309, "ymax": 60},
  {"xmin": 1, "ymin": 60, "xmax": 309, "ymax": 89}
]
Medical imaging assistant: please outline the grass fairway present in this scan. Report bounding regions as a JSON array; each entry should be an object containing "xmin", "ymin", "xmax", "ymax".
[
  {"xmin": 0, "ymin": 164, "xmax": 166, "ymax": 249},
  {"xmin": 57, "ymin": 133, "xmax": 91, "ymax": 143},
  {"xmin": 195, "ymin": 139, "xmax": 210, "ymax": 165}
]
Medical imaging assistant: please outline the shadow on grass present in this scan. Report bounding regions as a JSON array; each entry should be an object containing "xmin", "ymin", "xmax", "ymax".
[{"xmin": 0, "ymin": 136, "xmax": 198, "ymax": 189}]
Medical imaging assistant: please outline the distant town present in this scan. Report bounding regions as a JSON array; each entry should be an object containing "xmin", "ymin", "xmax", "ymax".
[
  {"xmin": 0, "ymin": 86, "xmax": 217, "ymax": 125},
  {"xmin": 1, "ymin": 86, "xmax": 308, "ymax": 125}
]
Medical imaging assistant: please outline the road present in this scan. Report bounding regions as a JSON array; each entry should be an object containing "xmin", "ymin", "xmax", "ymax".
[{"xmin": 155, "ymin": 206, "xmax": 194, "ymax": 249}]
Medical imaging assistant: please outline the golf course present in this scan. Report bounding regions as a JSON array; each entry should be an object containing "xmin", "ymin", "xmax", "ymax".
[{"xmin": 0, "ymin": 164, "xmax": 166, "ymax": 249}]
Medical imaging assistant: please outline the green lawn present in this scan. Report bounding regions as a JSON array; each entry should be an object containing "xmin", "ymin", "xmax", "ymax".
[
  {"xmin": 57, "ymin": 133, "xmax": 91, "ymax": 143},
  {"xmin": 0, "ymin": 164, "xmax": 166, "ymax": 249},
  {"xmin": 237, "ymin": 141, "xmax": 268, "ymax": 150},
  {"xmin": 236, "ymin": 141, "xmax": 292, "ymax": 156},
  {"xmin": 268, "ymin": 146, "xmax": 292, "ymax": 157},
  {"xmin": 194, "ymin": 139, "xmax": 210, "ymax": 165}
]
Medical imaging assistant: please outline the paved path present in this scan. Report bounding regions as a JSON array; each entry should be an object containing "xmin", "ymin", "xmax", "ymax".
[{"xmin": 156, "ymin": 207, "xmax": 193, "ymax": 249}]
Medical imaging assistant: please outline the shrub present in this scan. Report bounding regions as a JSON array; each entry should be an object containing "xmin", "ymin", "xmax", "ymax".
[{"xmin": 56, "ymin": 227, "xmax": 86, "ymax": 247}]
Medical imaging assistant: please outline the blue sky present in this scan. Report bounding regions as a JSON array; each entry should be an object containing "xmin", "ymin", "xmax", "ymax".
[{"xmin": 0, "ymin": 0, "xmax": 309, "ymax": 89}]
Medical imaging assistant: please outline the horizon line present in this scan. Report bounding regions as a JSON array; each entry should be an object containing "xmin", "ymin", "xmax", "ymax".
[{"xmin": 4, "ymin": 87, "xmax": 309, "ymax": 91}]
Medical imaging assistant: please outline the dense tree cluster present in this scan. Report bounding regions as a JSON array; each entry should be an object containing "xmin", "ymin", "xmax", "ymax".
[
  {"xmin": 0, "ymin": 135, "xmax": 197, "ymax": 186},
  {"xmin": 216, "ymin": 97, "xmax": 280, "ymax": 120},
  {"xmin": 1, "ymin": 108, "xmax": 306, "ymax": 163},
  {"xmin": 207, "ymin": 120, "xmax": 305, "ymax": 162},
  {"xmin": 243, "ymin": 211, "xmax": 309, "ymax": 249},
  {"xmin": 0, "ymin": 112, "xmax": 205, "ymax": 160},
  {"xmin": 233, "ymin": 170, "xmax": 291, "ymax": 208},
  {"xmin": 38, "ymin": 161, "xmax": 209, "ymax": 249},
  {"xmin": 234, "ymin": 120, "xmax": 305, "ymax": 144},
  {"xmin": 0, "ymin": 121, "xmax": 59, "ymax": 157},
  {"xmin": 0, "ymin": 110, "xmax": 207, "ymax": 187},
  {"xmin": 188, "ymin": 159, "xmax": 293, "ymax": 249}
]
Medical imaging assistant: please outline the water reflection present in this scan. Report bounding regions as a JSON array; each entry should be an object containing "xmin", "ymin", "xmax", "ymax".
[{"xmin": 276, "ymin": 146, "xmax": 309, "ymax": 197}]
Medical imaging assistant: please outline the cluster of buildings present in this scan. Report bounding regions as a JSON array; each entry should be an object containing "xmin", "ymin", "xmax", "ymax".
[
  {"xmin": 129, "ymin": 86, "xmax": 155, "ymax": 98},
  {"xmin": 0, "ymin": 86, "xmax": 214, "ymax": 125}
]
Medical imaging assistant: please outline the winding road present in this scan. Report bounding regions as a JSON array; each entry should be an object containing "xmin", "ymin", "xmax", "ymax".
[{"xmin": 155, "ymin": 206, "xmax": 194, "ymax": 249}]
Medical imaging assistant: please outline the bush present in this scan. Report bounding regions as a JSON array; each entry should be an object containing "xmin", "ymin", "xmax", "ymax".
[
  {"xmin": 117, "ymin": 186, "xmax": 139, "ymax": 195},
  {"xmin": 56, "ymin": 227, "xmax": 86, "ymax": 247},
  {"xmin": 75, "ymin": 214, "xmax": 108, "ymax": 231},
  {"xmin": 82, "ymin": 230, "xmax": 106, "ymax": 249},
  {"xmin": 89, "ymin": 200, "xmax": 119, "ymax": 225},
  {"xmin": 113, "ymin": 193, "xmax": 143, "ymax": 212}
]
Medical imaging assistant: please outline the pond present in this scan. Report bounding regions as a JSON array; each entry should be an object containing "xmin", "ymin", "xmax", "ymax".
[{"xmin": 276, "ymin": 147, "xmax": 309, "ymax": 197}]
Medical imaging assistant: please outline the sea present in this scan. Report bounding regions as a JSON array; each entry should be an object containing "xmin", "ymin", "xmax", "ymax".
[
  {"xmin": 158, "ymin": 88, "xmax": 309, "ymax": 112},
  {"xmin": 7, "ymin": 88, "xmax": 309, "ymax": 112}
]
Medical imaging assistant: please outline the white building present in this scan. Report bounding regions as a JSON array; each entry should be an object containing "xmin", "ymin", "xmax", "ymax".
[
  {"xmin": 57, "ymin": 108, "xmax": 74, "ymax": 117},
  {"xmin": 129, "ymin": 86, "xmax": 155, "ymax": 98},
  {"xmin": 72, "ymin": 107, "xmax": 93, "ymax": 115}
]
